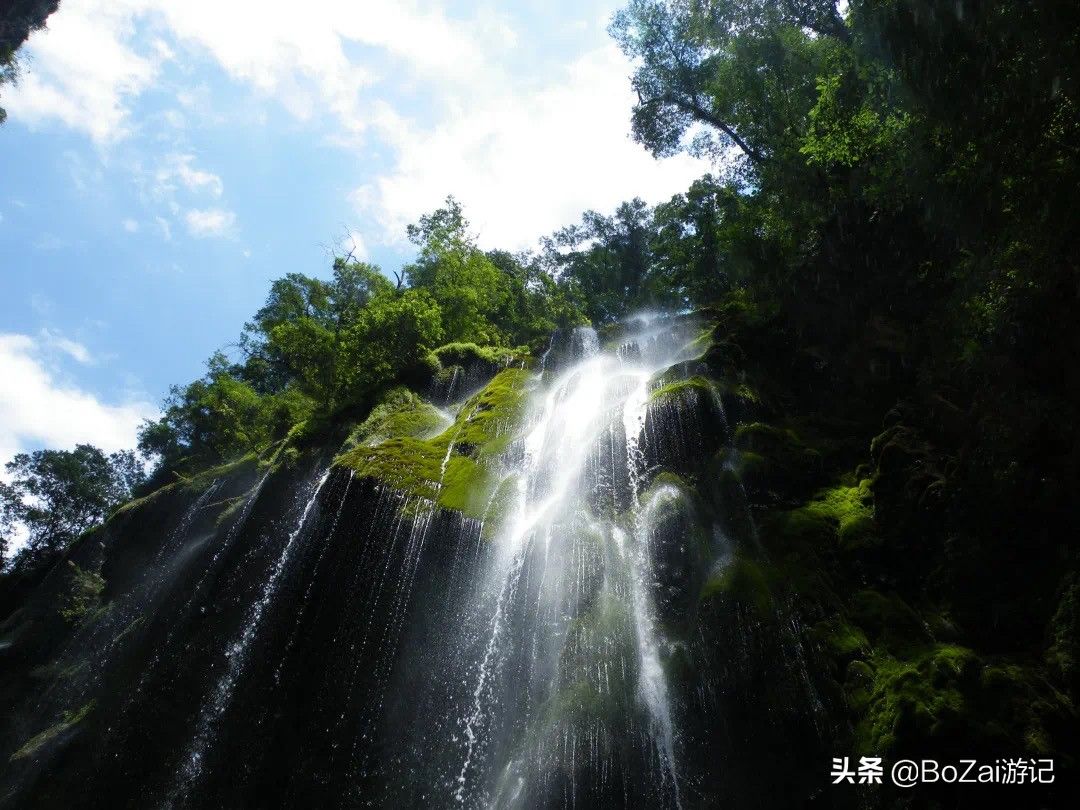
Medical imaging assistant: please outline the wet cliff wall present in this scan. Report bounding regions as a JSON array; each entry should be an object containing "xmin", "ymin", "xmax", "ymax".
[{"xmin": 1, "ymin": 304, "xmax": 1074, "ymax": 809}]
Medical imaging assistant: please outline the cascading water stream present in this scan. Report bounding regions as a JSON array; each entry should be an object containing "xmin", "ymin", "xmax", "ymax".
[
  {"xmin": 164, "ymin": 468, "xmax": 331, "ymax": 808},
  {"xmin": 446, "ymin": 320, "xmax": 703, "ymax": 808}
]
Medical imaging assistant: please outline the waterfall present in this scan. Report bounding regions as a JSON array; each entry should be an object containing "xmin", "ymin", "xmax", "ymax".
[
  {"xmin": 0, "ymin": 314, "xmax": 833, "ymax": 809},
  {"xmin": 444, "ymin": 316, "xmax": 702, "ymax": 808}
]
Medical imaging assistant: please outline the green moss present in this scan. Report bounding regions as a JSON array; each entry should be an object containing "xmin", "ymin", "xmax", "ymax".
[
  {"xmin": 734, "ymin": 421, "xmax": 800, "ymax": 452},
  {"xmin": 180, "ymin": 453, "xmax": 260, "ymax": 494},
  {"xmin": 110, "ymin": 482, "xmax": 177, "ymax": 519},
  {"xmin": 733, "ymin": 422, "xmax": 822, "ymax": 496},
  {"xmin": 433, "ymin": 342, "xmax": 528, "ymax": 369},
  {"xmin": 641, "ymin": 471, "xmax": 700, "ymax": 521},
  {"xmin": 728, "ymin": 382, "xmax": 761, "ymax": 406},
  {"xmin": 10, "ymin": 701, "xmax": 96, "ymax": 761},
  {"xmin": 540, "ymin": 678, "xmax": 622, "ymax": 728},
  {"xmin": 760, "ymin": 480, "xmax": 878, "ymax": 553},
  {"xmin": 453, "ymin": 368, "xmax": 530, "ymax": 453},
  {"xmin": 648, "ymin": 375, "xmax": 716, "ymax": 405},
  {"xmin": 437, "ymin": 454, "xmax": 495, "ymax": 515},
  {"xmin": 57, "ymin": 660, "xmax": 89, "ymax": 681},
  {"xmin": 213, "ymin": 494, "xmax": 248, "ymax": 527},
  {"xmin": 1047, "ymin": 573, "xmax": 1080, "ymax": 688},
  {"xmin": 701, "ymin": 555, "xmax": 773, "ymax": 617},
  {"xmin": 845, "ymin": 660, "xmax": 876, "ymax": 712},
  {"xmin": 478, "ymin": 474, "xmax": 520, "ymax": 540},
  {"xmin": 345, "ymin": 387, "xmax": 448, "ymax": 449},
  {"xmin": 112, "ymin": 452, "xmax": 264, "ymax": 519},
  {"xmin": 686, "ymin": 324, "xmax": 717, "ymax": 358},
  {"xmin": 336, "ymin": 369, "xmax": 531, "ymax": 518},
  {"xmin": 338, "ymin": 436, "xmax": 443, "ymax": 501},
  {"xmin": 759, "ymin": 504, "xmax": 833, "ymax": 552},
  {"xmin": 977, "ymin": 662, "xmax": 1072, "ymax": 756},
  {"xmin": 58, "ymin": 561, "xmax": 105, "ymax": 624},
  {"xmin": 113, "ymin": 615, "xmax": 146, "ymax": 646},
  {"xmin": 849, "ymin": 589, "xmax": 929, "ymax": 650},
  {"xmin": 854, "ymin": 645, "xmax": 977, "ymax": 755},
  {"xmin": 813, "ymin": 617, "xmax": 870, "ymax": 660}
]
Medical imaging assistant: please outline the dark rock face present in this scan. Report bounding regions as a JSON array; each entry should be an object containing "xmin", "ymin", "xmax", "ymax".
[
  {"xmin": 0, "ymin": 457, "xmax": 499, "ymax": 808},
  {"xmin": 539, "ymin": 325, "xmax": 600, "ymax": 377}
]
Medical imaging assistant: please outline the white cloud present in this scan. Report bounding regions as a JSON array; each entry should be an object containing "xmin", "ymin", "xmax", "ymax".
[
  {"xmin": 5, "ymin": 1, "xmax": 514, "ymax": 141},
  {"xmin": 8, "ymin": 1, "xmax": 709, "ymax": 253},
  {"xmin": 355, "ymin": 46, "xmax": 707, "ymax": 249},
  {"xmin": 34, "ymin": 233, "xmax": 70, "ymax": 252},
  {"xmin": 155, "ymin": 153, "xmax": 223, "ymax": 197},
  {"xmin": 29, "ymin": 294, "xmax": 54, "ymax": 317},
  {"xmin": 0, "ymin": 333, "xmax": 156, "ymax": 476},
  {"xmin": 122, "ymin": 217, "xmax": 139, "ymax": 232},
  {"xmin": 185, "ymin": 207, "xmax": 235, "ymax": 238},
  {"xmin": 154, "ymin": 215, "xmax": 172, "ymax": 241},
  {"xmin": 38, "ymin": 329, "xmax": 94, "ymax": 364},
  {"xmin": 4, "ymin": 0, "xmax": 160, "ymax": 142},
  {"xmin": 336, "ymin": 227, "xmax": 368, "ymax": 261}
]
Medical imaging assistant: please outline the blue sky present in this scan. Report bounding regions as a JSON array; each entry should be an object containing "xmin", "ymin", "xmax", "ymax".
[{"xmin": 0, "ymin": 0, "xmax": 706, "ymax": 469}]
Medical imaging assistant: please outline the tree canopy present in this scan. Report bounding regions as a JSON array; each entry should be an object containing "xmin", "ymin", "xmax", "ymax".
[{"xmin": 0, "ymin": 446, "xmax": 144, "ymax": 571}]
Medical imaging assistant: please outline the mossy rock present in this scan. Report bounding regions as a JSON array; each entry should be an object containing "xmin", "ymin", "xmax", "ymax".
[
  {"xmin": 1048, "ymin": 572, "xmax": 1080, "ymax": 690},
  {"xmin": 10, "ymin": 701, "xmax": 96, "ymax": 761},
  {"xmin": 452, "ymin": 368, "xmax": 530, "ymax": 456},
  {"xmin": 642, "ymin": 375, "xmax": 728, "ymax": 473},
  {"xmin": 853, "ymin": 645, "xmax": 975, "ymax": 755},
  {"xmin": 648, "ymin": 375, "xmax": 716, "ymax": 406},
  {"xmin": 849, "ymin": 644, "xmax": 1072, "ymax": 761},
  {"xmin": 181, "ymin": 453, "xmax": 262, "ymax": 494},
  {"xmin": 58, "ymin": 561, "xmax": 105, "ymax": 624},
  {"xmin": 733, "ymin": 422, "xmax": 822, "ymax": 500},
  {"xmin": 868, "ymin": 423, "xmax": 948, "ymax": 527},
  {"xmin": 757, "ymin": 480, "xmax": 879, "ymax": 555},
  {"xmin": 539, "ymin": 677, "xmax": 625, "ymax": 731},
  {"xmin": 641, "ymin": 477, "xmax": 711, "ymax": 629},
  {"xmin": 478, "ymin": 473, "xmax": 520, "ymax": 540},
  {"xmin": 849, "ymin": 589, "xmax": 929, "ymax": 651},
  {"xmin": 344, "ymin": 387, "xmax": 448, "ymax": 449},
  {"xmin": 701, "ymin": 555, "xmax": 773, "ymax": 618},
  {"xmin": 977, "ymin": 662, "xmax": 1075, "ymax": 757},
  {"xmin": 432, "ymin": 342, "xmax": 528, "ymax": 371},
  {"xmin": 336, "ymin": 369, "xmax": 530, "ymax": 518},
  {"xmin": 812, "ymin": 617, "xmax": 870, "ymax": 662},
  {"xmin": 714, "ymin": 380, "xmax": 764, "ymax": 426}
]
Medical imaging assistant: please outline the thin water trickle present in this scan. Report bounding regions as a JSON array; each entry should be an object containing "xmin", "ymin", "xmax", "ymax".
[{"xmin": 164, "ymin": 468, "xmax": 331, "ymax": 809}]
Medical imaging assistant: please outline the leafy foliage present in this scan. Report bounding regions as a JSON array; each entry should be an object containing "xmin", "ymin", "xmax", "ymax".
[
  {"xmin": 137, "ymin": 198, "xmax": 589, "ymax": 477},
  {"xmin": 0, "ymin": 445, "xmax": 144, "ymax": 571}
]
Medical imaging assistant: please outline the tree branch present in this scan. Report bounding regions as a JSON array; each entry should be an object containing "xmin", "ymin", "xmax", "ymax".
[
  {"xmin": 781, "ymin": 0, "xmax": 850, "ymax": 43},
  {"xmin": 660, "ymin": 92, "xmax": 767, "ymax": 165}
]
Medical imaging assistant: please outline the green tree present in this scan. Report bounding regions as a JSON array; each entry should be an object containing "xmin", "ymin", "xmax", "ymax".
[
  {"xmin": 339, "ymin": 288, "xmax": 444, "ymax": 399},
  {"xmin": 543, "ymin": 199, "xmax": 667, "ymax": 323},
  {"xmin": 610, "ymin": 0, "xmax": 845, "ymax": 172},
  {"xmin": 405, "ymin": 197, "xmax": 508, "ymax": 343},
  {"xmin": 0, "ymin": 445, "xmax": 144, "ymax": 570},
  {"xmin": 137, "ymin": 351, "xmax": 310, "ymax": 468}
]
